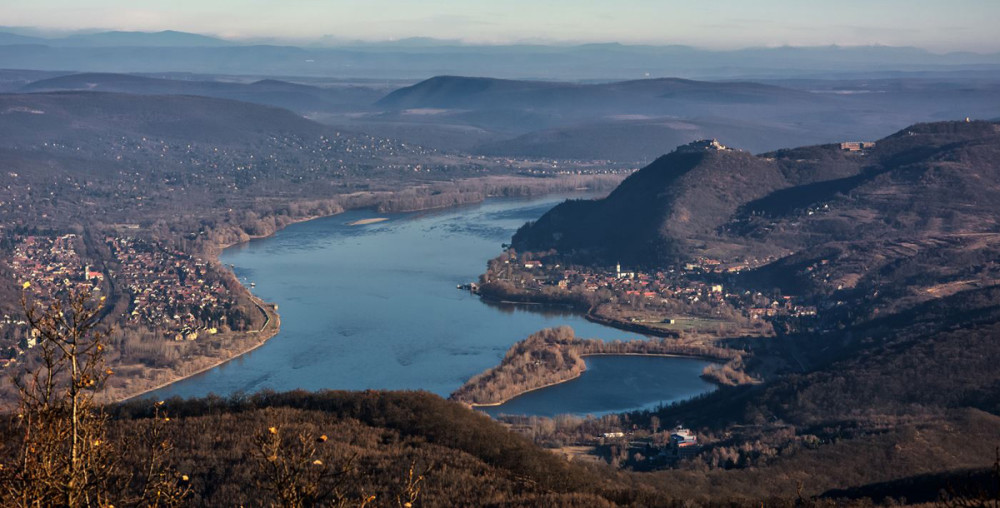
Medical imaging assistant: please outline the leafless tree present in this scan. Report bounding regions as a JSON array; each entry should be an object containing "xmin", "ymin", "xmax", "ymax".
[
  {"xmin": 254, "ymin": 417, "xmax": 359, "ymax": 508},
  {"xmin": 1, "ymin": 287, "xmax": 188, "ymax": 507}
]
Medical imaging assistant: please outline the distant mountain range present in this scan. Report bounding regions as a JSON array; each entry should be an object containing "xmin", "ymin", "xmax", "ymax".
[
  {"xmin": 0, "ymin": 91, "xmax": 334, "ymax": 146},
  {"xmin": 9, "ymin": 70, "xmax": 1000, "ymax": 162},
  {"xmin": 373, "ymin": 75, "xmax": 1000, "ymax": 159},
  {"xmin": 1, "ymin": 30, "xmax": 1000, "ymax": 80},
  {"xmin": 376, "ymin": 75, "xmax": 810, "ymax": 111},
  {"xmin": 0, "ymin": 29, "xmax": 233, "ymax": 47},
  {"xmin": 16, "ymin": 72, "xmax": 385, "ymax": 113}
]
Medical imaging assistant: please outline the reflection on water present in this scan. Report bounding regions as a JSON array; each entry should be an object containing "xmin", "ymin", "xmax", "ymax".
[
  {"xmin": 479, "ymin": 299, "xmax": 581, "ymax": 318},
  {"xmin": 146, "ymin": 194, "xmax": 717, "ymax": 416}
]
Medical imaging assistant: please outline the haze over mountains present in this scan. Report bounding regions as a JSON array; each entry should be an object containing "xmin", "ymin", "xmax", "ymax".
[
  {"xmin": 0, "ymin": 29, "xmax": 234, "ymax": 47},
  {"xmin": 375, "ymin": 75, "xmax": 1000, "ymax": 159},
  {"xmin": 2, "ymin": 29, "xmax": 1000, "ymax": 80},
  {"xmin": 8, "ymin": 70, "xmax": 1000, "ymax": 163},
  {"xmin": 4, "ymin": 28, "xmax": 999, "ymax": 164},
  {"xmin": 15, "ymin": 72, "xmax": 389, "ymax": 113}
]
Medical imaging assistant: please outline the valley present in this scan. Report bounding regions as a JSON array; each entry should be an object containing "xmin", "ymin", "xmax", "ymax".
[
  {"xmin": 2, "ymin": 37, "xmax": 1000, "ymax": 503},
  {"xmin": 0, "ymin": 90, "xmax": 626, "ymax": 405}
]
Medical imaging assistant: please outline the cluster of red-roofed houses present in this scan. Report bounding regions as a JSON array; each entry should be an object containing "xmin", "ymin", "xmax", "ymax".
[{"xmin": 107, "ymin": 236, "xmax": 236, "ymax": 340}]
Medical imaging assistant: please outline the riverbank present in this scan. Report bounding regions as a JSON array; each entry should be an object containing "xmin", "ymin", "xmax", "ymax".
[
  {"xmin": 105, "ymin": 296, "xmax": 281, "ymax": 403},
  {"xmin": 467, "ymin": 370, "xmax": 586, "ymax": 408},
  {"xmin": 478, "ymin": 289, "xmax": 681, "ymax": 335},
  {"xmin": 477, "ymin": 281, "xmax": 771, "ymax": 342},
  {"xmin": 583, "ymin": 311, "xmax": 681, "ymax": 338},
  {"xmin": 477, "ymin": 283, "xmax": 691, "ymax": 340}
]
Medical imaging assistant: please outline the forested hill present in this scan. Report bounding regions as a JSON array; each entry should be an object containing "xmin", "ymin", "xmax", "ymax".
[
  {"xmin": 18, "ymin": 73, "xmax": 386, "ymax": 114},
  {"xmin": 98, "ymin": 391, "xmax": 632, "ymax": 506},
  {"xmin": 512, "ymin": 120, "xmax": 1000, "ymax": 268},
  {"xmin": 0, "ymin": 91, "xmax": 356, "ymax": 146},
  {"xmin": 376, "ymin": 75, "xmax": 806, "ymax": 111},
  {"xmin": 511, "ymin": 144, "xmax": 790, "ymax": 265}
]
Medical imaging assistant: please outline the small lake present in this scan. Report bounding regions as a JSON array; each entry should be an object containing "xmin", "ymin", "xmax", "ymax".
[{"xmin": 148, "ymin": 195, "xmax": 717, "ymax": 416}]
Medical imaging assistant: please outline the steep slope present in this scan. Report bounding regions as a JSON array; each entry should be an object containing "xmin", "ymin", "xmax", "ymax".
[
  {"xmin": 730, "ymin": 121, "xmax": 1000, "ymax": 307},
  {"xmin": 511, "ymin": 141, "xmax": 846, "ymax": 265},
  {"xmin": 514, "ymin": 121, "xmax": 1000, "ymax": 267}
]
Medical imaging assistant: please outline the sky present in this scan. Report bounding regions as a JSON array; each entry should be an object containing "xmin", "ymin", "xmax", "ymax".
[{"xmin": 2, "ymin": 0, "xmax": 999, "ymax": 52}]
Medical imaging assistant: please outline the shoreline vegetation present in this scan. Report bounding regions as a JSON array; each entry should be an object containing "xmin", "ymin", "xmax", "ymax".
[
  {"xmin": 108, "ymin": 295, "xmax": 281, "ymax": 402},
  {"xmin": 450, "ymin": 326, "xmax": 747, "ymax": 408},
  {"xmin": 199, "ymin": 174, "xmax": 626, "ymax": 256},
  {"xmin": 105, "ymin": 174, "xmax": 625, "ymax": 402},
  {"xmin": 104, "ymin": 294, "xmax": 281, "ymax": 402},
  {"xmin": 477, "ymin": 278, "xmax": 771, "ymax": 340}
]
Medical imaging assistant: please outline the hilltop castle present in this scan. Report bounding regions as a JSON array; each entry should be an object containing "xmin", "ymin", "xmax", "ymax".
[{"xmin": 675, "ymin": 139, "xmax": 729, "ymax": 153}]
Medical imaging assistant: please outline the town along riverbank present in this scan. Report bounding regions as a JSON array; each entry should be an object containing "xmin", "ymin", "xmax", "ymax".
[{"xmin": 109, "ymin": 295, "xmax": 280, "ymax": 403}]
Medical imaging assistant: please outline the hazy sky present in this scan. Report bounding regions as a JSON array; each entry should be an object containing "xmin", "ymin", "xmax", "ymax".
[{"xmin": 3, "ymin": 0, "xmax": 999, "ymax": 51}]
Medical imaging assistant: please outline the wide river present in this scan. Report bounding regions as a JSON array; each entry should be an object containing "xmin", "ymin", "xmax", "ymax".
[{"xmin": 149, "ymin": 195, "xmax": 717, "ymax": 416}]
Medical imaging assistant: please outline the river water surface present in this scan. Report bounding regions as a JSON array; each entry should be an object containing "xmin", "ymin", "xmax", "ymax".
[{"xmin": 149, "ymin": 195, "xmax": 717, "ymax": 416}]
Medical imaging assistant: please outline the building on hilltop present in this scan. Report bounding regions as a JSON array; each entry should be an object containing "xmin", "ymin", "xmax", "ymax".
[
  {"xmin": 676, "ymin": 139, "xmax": 729, "ymax": 154},
  {"xmin": 840, "ymin": 141, "xmax": 876, "ymax": 152}
]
